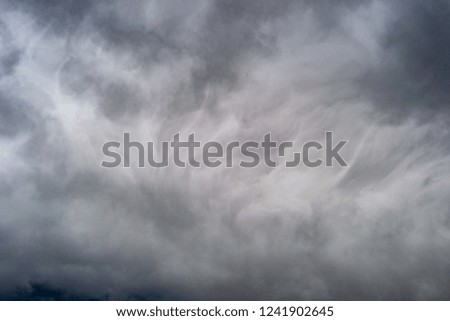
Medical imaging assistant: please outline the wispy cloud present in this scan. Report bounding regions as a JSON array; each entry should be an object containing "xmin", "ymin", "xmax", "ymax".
[{"xmin": 0, "ymin": 0, "xmax": 449, "ymax": 300}]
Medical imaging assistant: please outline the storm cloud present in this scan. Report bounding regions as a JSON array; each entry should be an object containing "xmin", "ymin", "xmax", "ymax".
[{"xmin": 0, "ymin": 0, "xmax": 449, "ymax": 300}]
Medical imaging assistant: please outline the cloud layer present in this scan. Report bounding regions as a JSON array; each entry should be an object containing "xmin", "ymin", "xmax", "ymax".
[{"xmin": 0, "ymin": 0, "xmax": 449, "ymax": 299}]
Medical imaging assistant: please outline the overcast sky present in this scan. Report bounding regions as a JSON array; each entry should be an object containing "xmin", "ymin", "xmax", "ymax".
[{"xmin": 0, "ymin": 0, "xmax": 449, "ymax": 300}]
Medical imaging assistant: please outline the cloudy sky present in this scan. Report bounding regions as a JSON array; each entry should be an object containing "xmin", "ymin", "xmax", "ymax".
[{"xmin": 0, "ymin": 0, "xmax": 449, "ymax": 300}]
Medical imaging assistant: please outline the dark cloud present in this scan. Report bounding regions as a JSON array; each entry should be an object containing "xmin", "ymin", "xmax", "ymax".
[
  {"xmin": 6, "ymin": 0, "xmax": 94, "ymax": 33},
  {"xmin": 0, "ymin": 93, "xmax": 40, "ymax": 138},
  {"xmin": 0, "ymin": 21, "xmax": 21, "ymax": 78},
  {"xmin": 0, "ymin": 0, "xmax": 449, "ymax": 301},
  {"xmin": 359, "ymin": 0, "xmax": 450, "ymax": 123}
]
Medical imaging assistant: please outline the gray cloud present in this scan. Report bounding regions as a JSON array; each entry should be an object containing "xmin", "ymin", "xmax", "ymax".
[
  {"xmin": 359, "ymin": 0, "xmax": 450, "ymax": 122},
  {"xmin": 0, "ymin": 0, "xmax": 449, "ymax": 300}
]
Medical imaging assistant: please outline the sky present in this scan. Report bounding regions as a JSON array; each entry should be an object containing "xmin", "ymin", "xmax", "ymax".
[{"xmin": 0, "ymin": 0, "xmax": 449, "ymax": 300}]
